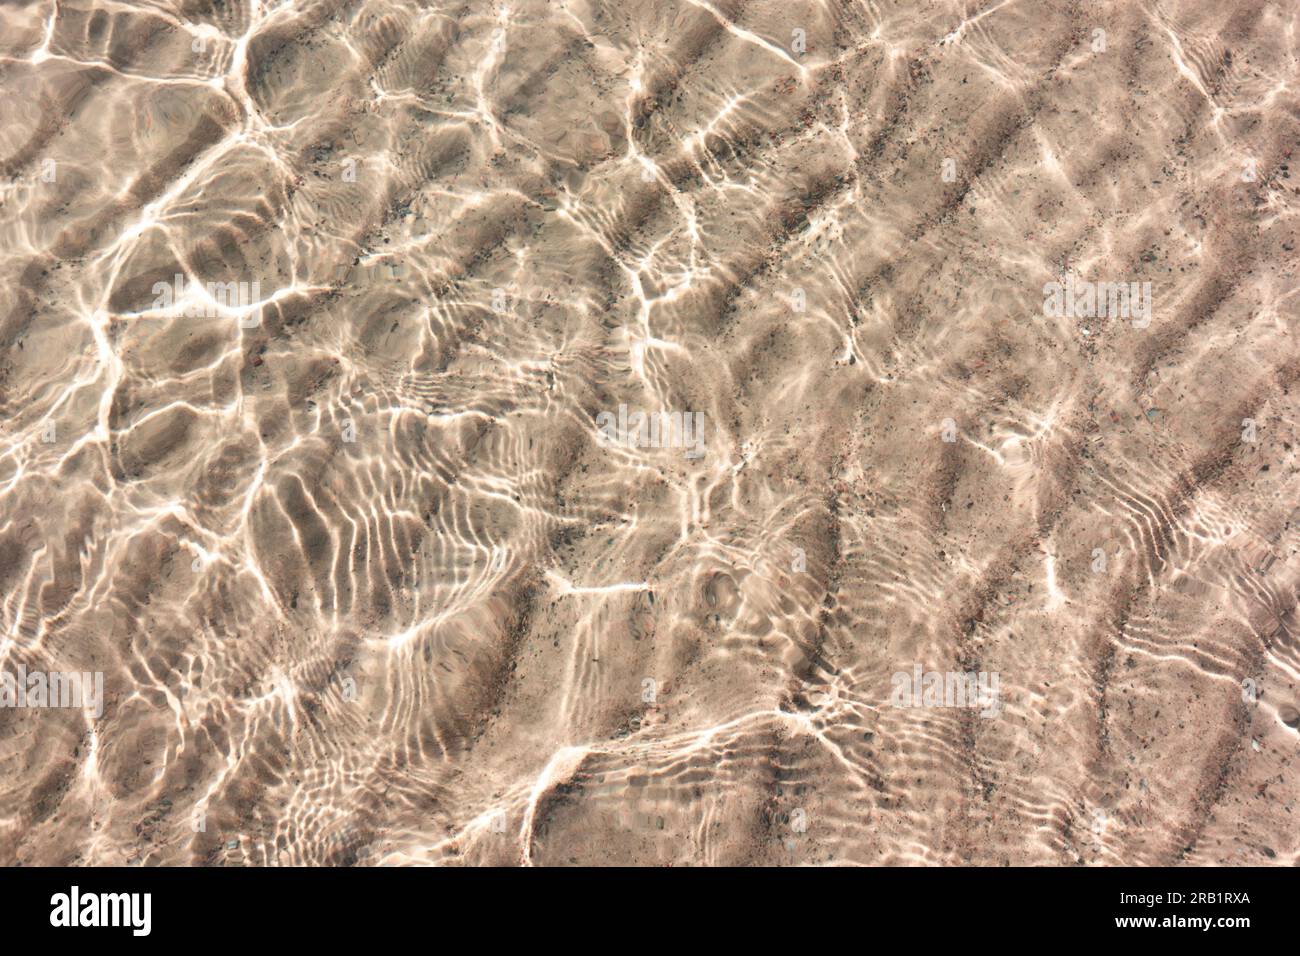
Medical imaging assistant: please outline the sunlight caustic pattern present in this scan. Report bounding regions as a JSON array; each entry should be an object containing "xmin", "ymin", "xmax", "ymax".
[{"xmin": 0, "ymin": 0, "xmax": 1297, "ymax": 865}]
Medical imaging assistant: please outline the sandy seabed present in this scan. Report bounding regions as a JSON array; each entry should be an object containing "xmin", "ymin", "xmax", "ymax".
[{"xmin": 0, "ymin": 0, "xmax": 1298, "ymax": 866}]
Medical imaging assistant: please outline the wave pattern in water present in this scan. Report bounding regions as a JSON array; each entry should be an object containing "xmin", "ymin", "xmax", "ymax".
[{"xmin": 0, "ymin": 0, "xmax": 1298, "ymax": 865}]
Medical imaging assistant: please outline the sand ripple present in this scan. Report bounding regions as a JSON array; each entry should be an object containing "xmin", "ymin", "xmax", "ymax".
[{"xmin": 0, "ymin": 0, "xmax": 1297, "ymax": 865}]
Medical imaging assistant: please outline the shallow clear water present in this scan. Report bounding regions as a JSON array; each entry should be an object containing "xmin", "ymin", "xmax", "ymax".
[{"xmin": 0, "ymin": 0, "xmax": 1297, "ymax": 865}]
